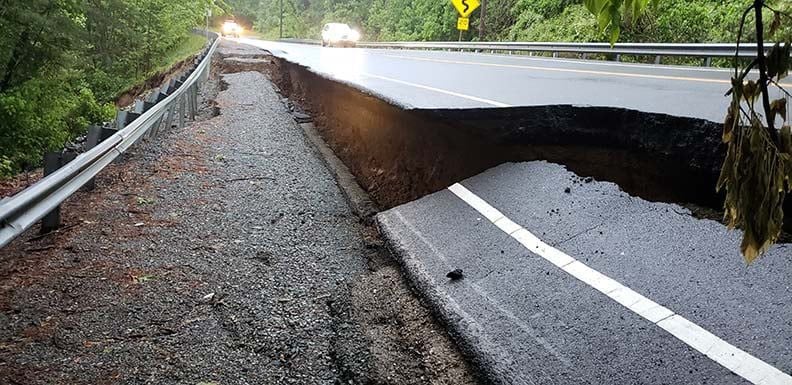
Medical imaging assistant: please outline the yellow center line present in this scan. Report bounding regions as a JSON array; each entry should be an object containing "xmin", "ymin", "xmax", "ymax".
[{"xmin": 383, "ymin": 54, "xmax": 792, "ymax": 88}]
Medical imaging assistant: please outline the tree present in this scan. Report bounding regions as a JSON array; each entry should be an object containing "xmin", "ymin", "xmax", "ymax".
[
  {"xmin": 1, "ymin": 0, "xmax": 219, "ymax": 176},
  {"xmin": 586, "ymin": 0, "xmax": 792, "ymax": 262}
]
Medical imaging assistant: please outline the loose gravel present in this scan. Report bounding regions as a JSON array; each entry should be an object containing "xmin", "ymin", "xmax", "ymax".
[{"xmin": 0, "ymin": 40, "xmax": 480, "ymax": 385}]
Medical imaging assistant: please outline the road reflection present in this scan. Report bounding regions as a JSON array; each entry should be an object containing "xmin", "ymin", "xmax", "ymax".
[{"xmin": 318, "ymin": 47, "xmax": 365, "ymax": 81}]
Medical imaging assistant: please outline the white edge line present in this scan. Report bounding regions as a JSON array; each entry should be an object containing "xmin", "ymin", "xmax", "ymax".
[{"xmin": 447, "ymin": 182, "xmax": 792, "ymax": 385}]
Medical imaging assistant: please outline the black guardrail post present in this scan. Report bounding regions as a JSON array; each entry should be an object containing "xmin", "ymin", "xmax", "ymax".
[
  {"xmin": 115, "ymin": 110, "xmax": 142, "ymax": 130},
  {"xmin": 178, "ymin": 91, "xmax": 186, "ymax": 128},
  {"xmin": 83, "ymin": 125, "xmax": 118, "ymax": 190},
  {"xmin": 40, "ymin": 151, "xmax": 77, "ymax": 233},
  {"xmin": 189, "ymin": 85, "xmax": 197, "ymax": 121},
  {"xmin": 134, "ymin": 99, "xmax": 155, "ymax": 114}
]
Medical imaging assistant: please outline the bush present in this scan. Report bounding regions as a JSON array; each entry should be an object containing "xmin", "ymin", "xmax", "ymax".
[
  {"xmin": 510, "ymin": 4, "xmax": 602, "ymax": 42},
  {"xmin": 0, "ymin": 75, "xmax": 114, "ymax": 177}
]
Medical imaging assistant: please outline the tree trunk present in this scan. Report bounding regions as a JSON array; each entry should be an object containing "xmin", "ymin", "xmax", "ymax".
[{"xmin": 479, "ymin": 0, "xmax": 486, "ymax": 40}]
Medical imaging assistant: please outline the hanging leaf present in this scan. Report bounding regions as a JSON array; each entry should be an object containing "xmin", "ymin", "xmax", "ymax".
[
  {"xmin": 779, "ymin": 43, "xmax": 791, "ymax": 81},
  {"xmin": 782, "ymin": 125, "xmax": 792, "ymax": 155},
  {"xmin": 608, "ymin": 6, "xmax": 622, "ymax": 45},
  {"xmin": 723, "ymin": 104, "xmax": 738, "ymax": 143},
  {"xmin": 769, "ymin": 11, "xmax": 782, "ymax": 37},
  {"xmin": 730, "ymin": 77, "xmax": 743, "ymax": 101},
  {"xmin": 743, "ymin": 80, "xmax": 759, "ymax": 104},
  {"xmin": 770, "ymin": 98, "xmax": 788, "ymax": 124},
  {"xmin": 767, "ymin": 42, "xmax": 782, "ymax": 79},
  {"xmin": 584, "ymin": 0, "xmax": 609, "ymax": 15}
]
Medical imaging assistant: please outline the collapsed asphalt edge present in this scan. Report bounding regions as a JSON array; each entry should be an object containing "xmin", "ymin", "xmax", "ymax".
[
  {"xmin": 298, "ymin": 122, "xmax": 379, "ymax": 222},
  {"xmin": 377, "ymin": 212, "xmax": 520, "ymax": 385}
]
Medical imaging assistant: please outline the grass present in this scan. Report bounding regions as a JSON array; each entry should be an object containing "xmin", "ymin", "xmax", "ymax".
[
  {"xmin": 159, "ymin": 34, "xmax": 209, "ymax": 71},
  {"xmin": 113, "ymin": 34, "xmax": 208, "ymax": 100}
]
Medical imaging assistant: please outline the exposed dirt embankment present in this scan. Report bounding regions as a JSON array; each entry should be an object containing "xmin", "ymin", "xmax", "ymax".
[{"xmin": 263, "ymin": 56, "xmax": 731, "ymax": 212}]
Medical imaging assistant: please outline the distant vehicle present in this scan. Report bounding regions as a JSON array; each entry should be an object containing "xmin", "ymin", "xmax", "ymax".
[
  {"xmin": 321, "ymin": 23, "xmax": 360, "ymax": 47},
  {"xmin": 222, "ymin": 20, "xmax": 242, "ymax": 38}
]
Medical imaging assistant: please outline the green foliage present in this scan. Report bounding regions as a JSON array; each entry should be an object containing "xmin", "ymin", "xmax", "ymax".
[
  {"xmin": 582, "ymin": 0, "xmax": 659, "ymax": 44},
  {"xmin": 509, "ymin": 4, "xmax": 602, "ymax": 41},
  {"xmin": 0, "ymin": 0, "xmax": 213, "ymax": 177},
  {"xmin": 0, "ymin": 76, "xmax": 114, "ymax": 174},
  {"xmin": 227, "ymin": 0, "xmax": 773, "ymax": 45}
]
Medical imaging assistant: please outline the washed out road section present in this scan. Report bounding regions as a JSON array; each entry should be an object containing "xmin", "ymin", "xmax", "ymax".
[
  {"xmin": 0, "ymin": 40, "xmax": 478, "ymax": 385},
  {"xmin": 377, "ymin": 161, "xmax": 792, "ymax": 384},
  {"xmin": 235, "ymin": 39, "xmax": 789, "ymax": 122}
]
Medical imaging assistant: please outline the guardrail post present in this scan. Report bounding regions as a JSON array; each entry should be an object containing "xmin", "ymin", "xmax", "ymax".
[
  {"xmin": 82, "ymin": 125, "xmax": 117, "ymax": 190},
  {"xmin": 705, "ymin": 57, "xmax": 712, "ymax": 67},
  {"xmin": 163, "ymin": 104, "xmax": 176, "ymax": 132},
  {"xmin": 145, "ymin": 90, "xmax": 164, "ymax": 139},
  {"xmin": 615, "ymin": 54, "xmax": 621, "ymax": 62},
  {"xmin": 178, "ymin": 94, "xmax": 186, "ymax": 128},
  {"xmin": 40, "ymin": 151, "xmax": 77, "ymax": 233},
  {"xmin": 186, "ymin": 89, "xmax": 194, "ymax": 121},
  {"xmin": 654, "ymin": 55, "xmax": 662, "ymax": 65},
  {"xmin": 115, "ymin": 110, "xmax": 141, "ymax": 130},
  {"xmin": 191, "ymin": 85, "xmax": 198, "ymax": 120}
]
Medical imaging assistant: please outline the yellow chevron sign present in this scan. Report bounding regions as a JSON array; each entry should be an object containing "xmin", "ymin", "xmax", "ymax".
[{"xmin": 451, "ymin": 0, "xmax": 480, "ymax": 18}]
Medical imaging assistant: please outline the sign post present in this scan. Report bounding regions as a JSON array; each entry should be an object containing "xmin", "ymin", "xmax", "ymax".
[{"xmin": 451, "ymin": 0, "xmax": 480, "ymax": 39}]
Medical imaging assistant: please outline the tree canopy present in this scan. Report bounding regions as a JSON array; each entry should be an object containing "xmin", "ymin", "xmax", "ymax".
[
  {"xmin": 0, "ymin": 0, "xmax": 221, "ymax": 176},
  {"xmin": 226, "ymin": 0, "xmax": 790, "ymax": 44}
]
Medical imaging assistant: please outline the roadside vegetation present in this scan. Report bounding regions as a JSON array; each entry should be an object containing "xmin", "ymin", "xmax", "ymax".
[
  {"xmin": 229, "ymin": 0, "xmax": 791, "ymax": 44},
  {"xmin": 586, "ymin": 0, "xmax": 792, "ymax": 261},
  {"xmin": 0, "ymin": 0, "xmax": 222, "ymax": 177}
]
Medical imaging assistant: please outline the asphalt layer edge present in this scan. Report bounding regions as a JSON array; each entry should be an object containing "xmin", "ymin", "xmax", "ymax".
[
  {"xmin": 298, "ymin": 122, "xmax": 379, "ymax": 222},
  {"xmin": 377, "ymin": 211, "xmax": 520, "ymax": 385}
]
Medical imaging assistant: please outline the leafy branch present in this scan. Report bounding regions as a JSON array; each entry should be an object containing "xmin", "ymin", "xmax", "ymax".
[
  {"xmin": 583, "ymin": 0, "xmax": 660, "ymax": 44},
  {"xmin": 586, "ymin": 0, "xmax": 792, "ymax": 261},
  {"xmin": 719, "ymin": 0, "xmax": 791, "ymax": 262}
]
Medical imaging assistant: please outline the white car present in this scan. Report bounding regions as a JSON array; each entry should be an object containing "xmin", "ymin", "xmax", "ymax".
[
  {"xmin": 222, "ymin": 20, "xmax": 242, "ymax": 38},
  {"xmin": 321, "ymin": 23, "xmax": 360, "ymax": 47}
]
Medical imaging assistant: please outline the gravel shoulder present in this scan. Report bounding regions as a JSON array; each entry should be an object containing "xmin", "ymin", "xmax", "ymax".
[{"xmin": 0, "ymin": 40, "xmax": 480, "ymax": 385}]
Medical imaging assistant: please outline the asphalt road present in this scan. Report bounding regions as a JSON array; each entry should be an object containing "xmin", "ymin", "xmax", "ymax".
[
  {"xmin": 234, "ymin": 38, "xmax": 792, "ymax": 383},
  {"xmin": 378, "ymin": 162, "xmax": 792, "ymax": 385},
  {"xmin": 237, "ymin": 38, "xmax": 788, "ymax": 123}
]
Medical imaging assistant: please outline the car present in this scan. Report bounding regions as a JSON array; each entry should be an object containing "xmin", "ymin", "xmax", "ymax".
[
  {"xmin": 222, "ymin": 20, "xmax": 242, "ymax": 38},
  {"xmin": 321, "ymin": 23, "xmax": 360, "ymax": 47}
]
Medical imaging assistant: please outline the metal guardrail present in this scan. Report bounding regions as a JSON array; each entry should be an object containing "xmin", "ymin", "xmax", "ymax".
[
  {"xmin": 0, "ymin": 32, "xmax": 220, "ymax": 248},
  {"xmin": 280, "ymin": 38, "xmax": 775, "ymax": 65}
]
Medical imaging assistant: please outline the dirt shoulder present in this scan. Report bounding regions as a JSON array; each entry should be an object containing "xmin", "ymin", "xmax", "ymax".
[{"xmin": 0, "ymin": 40, "xmax": 480, "ymax": 385}]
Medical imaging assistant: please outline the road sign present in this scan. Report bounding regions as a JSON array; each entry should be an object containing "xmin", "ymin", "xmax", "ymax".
[
  {"xmin": 451, "ymin": 0, "xmax": 480, "ymax": 18},
  {"xmin": 457, "ymin": 17, "xmax": 469, "ymax": 31}
]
